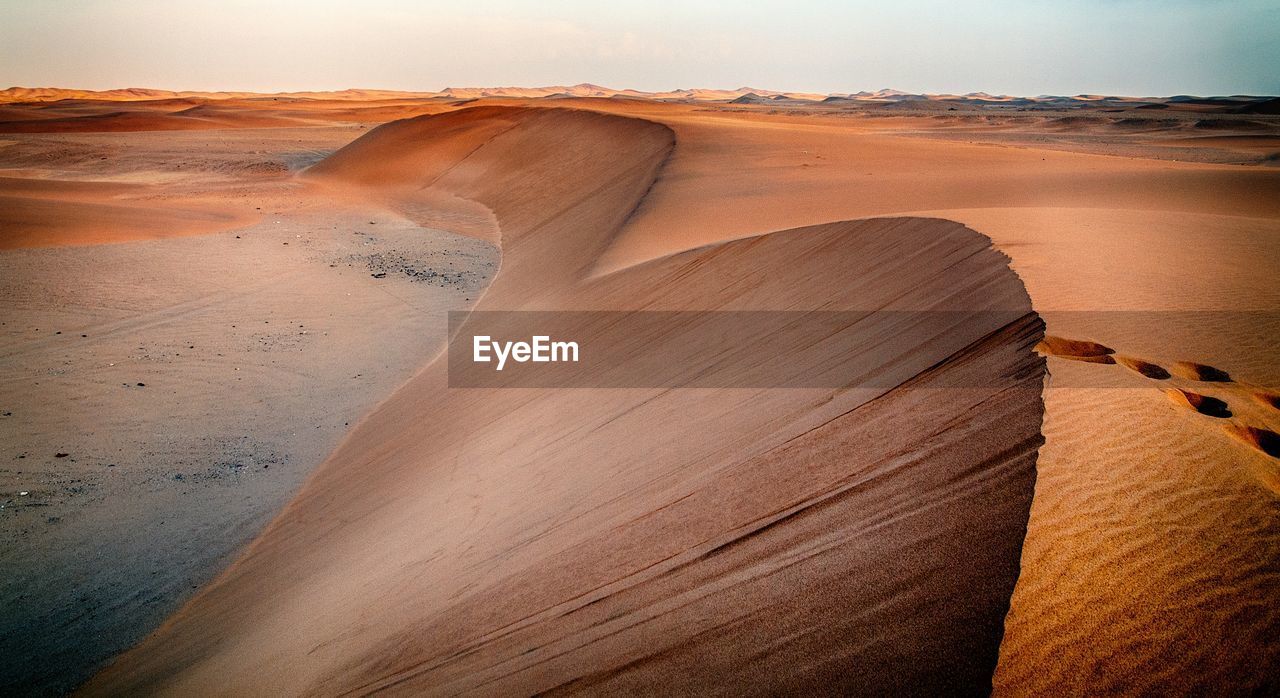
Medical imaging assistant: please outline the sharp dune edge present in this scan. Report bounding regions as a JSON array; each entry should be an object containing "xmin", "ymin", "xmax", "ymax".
[{"xmin": 81, "ymin": 107, "xmax": 1046, "ymax": 694}]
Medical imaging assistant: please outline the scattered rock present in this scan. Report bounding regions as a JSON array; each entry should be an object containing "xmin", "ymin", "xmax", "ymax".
[{"xmin": 55, "ymin": 453, "xmax": 69, "ymax": 458}]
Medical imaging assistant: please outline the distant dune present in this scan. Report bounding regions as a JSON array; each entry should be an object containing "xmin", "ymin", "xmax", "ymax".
[
  {"xmin": 0, "ymin": 108, "xmax": 312, "ymax": 133},
  {"xmin": 5, "ymin": 83, "xmax": 1273, "ymax": 112},
  {"xmin": 0, "ymin": 176, "xmax": 254, "ymax": 248}
]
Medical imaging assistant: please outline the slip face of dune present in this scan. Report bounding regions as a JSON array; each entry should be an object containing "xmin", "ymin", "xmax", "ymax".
[
  {"xmin": 84, "ymin": 107, "xmax": 1045, "ymax": 696},
  {"xmin": 523, "ymin": 102, "xmax": 1280, "ymax": 694},
  {"xmin": 305, "ymin": 105, "xmax": 678, "ymax": 290}
]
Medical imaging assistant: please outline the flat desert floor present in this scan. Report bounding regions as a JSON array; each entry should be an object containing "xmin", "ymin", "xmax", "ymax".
[{"xmin": 1, "ymin": 93, "xmax": 1277, "ymax": 695}]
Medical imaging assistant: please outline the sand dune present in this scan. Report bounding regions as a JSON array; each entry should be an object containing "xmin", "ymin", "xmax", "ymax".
[
  {"xmin": 0, "ymin": 87, "xmax": 449, "ymax": 104},
  {"xmin": 528, "ymin": 102, "xmax": 1279, "ymax": 696},
  {"xmin": 383, "ymin": 100, "xmax": 1280, "ymax": 694},
  {"xmin": 307, "ymin": 106, "xmax": 676, "ymax": 293},
  {"xmin": 0, "ymin": 172, "xmax": 261, "ymax": 249},
  {"xmin": 0, "ymin": 84, "xmax": 830, "ymax": 106},
  {"xmin": 0, "ymin": 188, "xmax": 251, "ymax": 249},
  {"xmin": 0, "ymin": 107, "xmax": 314, "ymax": 133},
  {"xmin": 1, "ymin": 92, "xmax": 1276, "ymax": 694},
  {"xmin": 7, "ymin": 85, "xmax": 1272, "ymax": 114},
  {"xmin": 81, "ymin": 107, "xmax": 1046, "ymax": 695}
]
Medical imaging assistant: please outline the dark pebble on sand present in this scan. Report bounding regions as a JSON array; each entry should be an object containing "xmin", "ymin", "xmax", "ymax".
[
  {"xmin": 55, "ymin": 453, "xmax": 69, "ymax": 458},
  {"xmin": 137, "ymin": 382, "xmax": 146, "ymax": 387}
]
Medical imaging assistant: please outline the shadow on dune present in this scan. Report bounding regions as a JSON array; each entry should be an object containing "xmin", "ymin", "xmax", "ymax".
[{"xmin": 87, "ymin": 107, "xmax": 1046, "ymax": 695}]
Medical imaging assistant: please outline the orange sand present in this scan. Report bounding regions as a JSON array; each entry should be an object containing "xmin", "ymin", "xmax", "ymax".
[{"xmin": 0, "ymin": 91, "xmax": 1276, "ymax": 694}]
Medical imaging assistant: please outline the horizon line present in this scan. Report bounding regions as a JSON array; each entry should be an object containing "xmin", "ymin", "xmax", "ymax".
[{"xmin": 3, "ymin": 83, "xmax": 1277, "ymax": 102}]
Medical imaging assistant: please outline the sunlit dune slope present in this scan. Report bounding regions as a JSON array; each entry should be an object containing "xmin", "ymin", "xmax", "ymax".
[
  {"xmin": 0, "ymin": 177, "xmax": 255, "ymax": 249},
  {"xmin": 86, "ymin": 107, "xmax": 1046, "ymax": 695},
  {"xmin": 0, "ymin": 107, "xmax": 313, "ymax": 133},
  {"xmin": 305, "ymin": 106, "xmax": 675, "ymax": 294}
]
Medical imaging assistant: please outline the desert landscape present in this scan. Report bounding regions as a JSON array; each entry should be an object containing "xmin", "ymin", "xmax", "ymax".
[{"xmin": 1, "ymin": 81, "xmax": 1278, "ymax": 696}]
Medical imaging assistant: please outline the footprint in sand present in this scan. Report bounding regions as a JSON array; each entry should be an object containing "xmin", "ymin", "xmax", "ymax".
[
  {"xmin": 1164, "ymin": 388, "xmax": 1232, "ymax": 418},
  {"xmin": 1116, "ymin": 355, "xmax": 1170, "ymax": 380},
  {"xmin": 1169, "ymin": 361, "xmax": 1231, "ymax": 382},
  {"xmin": 1251, "ymin": 391, "xmax": 1280, "ymax": 410},
  {"xmin": 1035, "ymin": 335, "xmax": 1115, "ymax": 364},
  {"xmin": 1223, "ymin": 424, "xmax": 1280, "ymax": 459},
  {"xmin": 1040, "ymin": 334, "xmax": 1280, "ymax": 468}
]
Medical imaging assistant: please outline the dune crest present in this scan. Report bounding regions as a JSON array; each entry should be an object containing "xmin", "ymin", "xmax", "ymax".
[{"xmin": 84, "ymin": 107, "xmax": 1047, "ymax": 695}]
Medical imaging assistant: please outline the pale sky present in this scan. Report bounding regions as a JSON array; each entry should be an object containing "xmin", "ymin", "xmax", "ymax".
[{"xmin": 1, "ymin": 0, "xmax": 1276, "ymax": 96}]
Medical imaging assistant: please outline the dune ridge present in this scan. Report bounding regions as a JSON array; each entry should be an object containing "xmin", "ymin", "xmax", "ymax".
[
  {"xmin": 2, "ymin": 84, "xmax": 1275, "ymax": 694},
  {"xmin": 83, "ymin": 106, "xmax": 1046, "ymax": 695},
  {"xmin": 5, "ymin": 85, "xmax": 1273, "ymax": 112}
]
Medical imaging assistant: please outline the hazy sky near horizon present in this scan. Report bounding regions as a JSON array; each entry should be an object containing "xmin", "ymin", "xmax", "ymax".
[{"xmin": 1, "ymin": 0, "xmax": 1276, "ymax": 96}]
